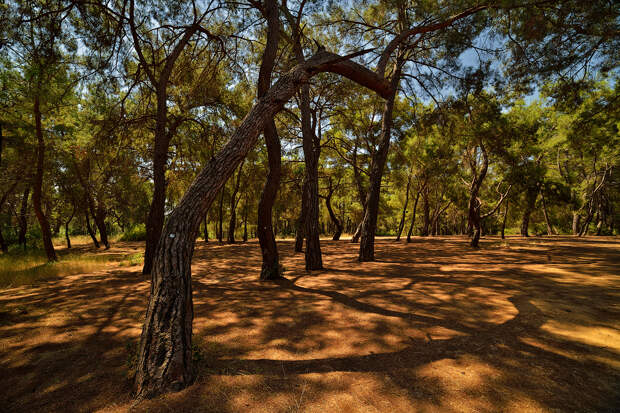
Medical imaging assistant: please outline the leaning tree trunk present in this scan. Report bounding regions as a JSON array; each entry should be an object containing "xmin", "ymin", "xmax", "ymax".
[
  {"xmin": 395, "ymin": 174, "xmax": 411, "ymax": 241},
  {"xmin": 18, "ymin": 186, "xmax": 30, "ymax": 249},
  {"xmin": 84, "ymin": 208, "xmax": 100, "ymax": 248},
  {"xmin": 406, "ymin": 188, "xmax": 421, "ymax": 243},
  {"xmin": 359, "ymin": 60, "xmax": 402, "ymax": 261},
  {"xmin": 32, "ymin": 94, "xmax": 57, "ymax": 262},
  {"xmin": 256, "ymin": 0, "xmax": 282, "ymax": 279},
  {"xmin": 134, "ymin": 43, "xmax": 392, "ymax": 398}
]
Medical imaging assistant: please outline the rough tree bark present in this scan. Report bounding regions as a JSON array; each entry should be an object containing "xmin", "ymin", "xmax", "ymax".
[
  {"xmin": 32, "ymin": 94, "xmax": 57, "ymax": 261},
  {"xmin": 134, "ymin": 47, "xmax": 391, "ymax": 398},
  {"xmin": 257, "ymin": 0, "xmax": 282, "ymax": 279}
]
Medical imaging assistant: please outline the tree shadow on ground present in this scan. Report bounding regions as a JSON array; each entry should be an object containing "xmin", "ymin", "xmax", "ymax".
[{"xmin": 0, "ymin": 236, "xmax": 619, "ymax": 412}]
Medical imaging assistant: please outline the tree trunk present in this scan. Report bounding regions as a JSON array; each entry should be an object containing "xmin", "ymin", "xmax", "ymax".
[
  {"xmin": 324, "ymin": 182, "xmax": 343, "ymax": 241},
  {"xmin": 572, "ymin": 212, "xmax": 581, "ymax": 235},
  {"xmin": 94, "ymin": 203, "xmax": 109, "ymax": 249},
  {"xmin": 541, "ymin": 192, "xmax": 555, "ymax": 235},
  {"xmin": 300, "ymin": 83, "xmax": 323, "ymax": 270},
  {"xmin": 396, "ymin": 174, "xmax": 411, "ymax": 241},
  {"xmin": 256, "ymin": 0, "xmax": 282, "ymax": 279},
  {"xmin": 203, "ymin": 212, "xmax": 209, "ymax": 243},
  {"xmin": 359, "ymin": 59, "xmax": 403, "ymax": 262},
  {"xmin": 421, "ymin": 188, "xmax": 430, "ymax": 237},
  {"xmin": 406, "ymin": 188, "xmax": 421, "ymax": 243},
  {"xmin": 501, "ymin": 200, "xmax": 509, "ymax": 239},
  {"xmin": 217, "ymin": 188, "xmax": 224, "ymax": 242},
  {"xmin": 134, "ymin": 43, "xmax": 393, "ymax": 398},
  {"xmin": 227, "ymin": 164, "xmax": 243, "ymax": 243},
  {"xmin": 242, "ymin": 196, "xmax": 248, "ymax": 242},
  {"xmin": 32, "ymin": 95, "xmax": 57, "ymax": 262},
  {"xmin": 520, "ymin": 188, "xmax": 538, "ymax": 237},
  {"xmin": 294, "ymin": 183, "xmax": 307, "ymax": 252},
  {"xmin": 18, "ymin": 186, "xmax": 30, "ymax": 249},
  {"xmin": 84, "ymin": 208, "xmax": 100, "ymax": 248},
  {"xmin": 65, "ymin": 207, "xmax": 75, "ymax": 249}
]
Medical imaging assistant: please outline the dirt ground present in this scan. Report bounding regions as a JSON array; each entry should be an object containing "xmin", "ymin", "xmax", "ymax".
[{"xmin": 1, "ymin": 236, "xmax": 619, "ymax": 412}]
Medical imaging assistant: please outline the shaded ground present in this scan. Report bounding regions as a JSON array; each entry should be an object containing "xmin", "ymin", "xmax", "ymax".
[{"xmin": 1, "ymin": 236, "xmax": 619, "ymax": 412}]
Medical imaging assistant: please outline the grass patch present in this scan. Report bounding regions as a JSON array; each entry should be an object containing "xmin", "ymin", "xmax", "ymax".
[
  {"xmin": 119, "ymin": 252, "xmax": 144, "ymax": 267},
  {"xmin": 119, "ymin": 224, "xmax": 147, "ymax": 241},
  {"xmin": 0, "ymin": 249, "xmax": 122, "ymax": 288}
]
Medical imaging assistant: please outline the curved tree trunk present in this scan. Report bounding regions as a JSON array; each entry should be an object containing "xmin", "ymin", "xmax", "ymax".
[
  {"xmin": 84, "ymin": 208, "xmax": 100, "ymax": 248},
  {"xmin": 94, "ymin": 203, "xmax": 109, "ymax": 249},
  {"xmin": 134, "ymin": 41, "xmax": 392, "ymax": 398},
  {"xmin": 32, "ymin": 94, "xmax": 57, "ymax": 262},
  {"xmin": 324, "ymin": 181, "xmax": 343, "ymax": 241},
  {"xmin": 256, "ymin": 0, "xmax": 282, "ymax": 279}
]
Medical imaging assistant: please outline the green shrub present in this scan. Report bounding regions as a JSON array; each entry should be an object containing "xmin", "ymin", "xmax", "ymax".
[{"xmin": 119, "ymin": 224, "xmax": 147, "ymax": 241}]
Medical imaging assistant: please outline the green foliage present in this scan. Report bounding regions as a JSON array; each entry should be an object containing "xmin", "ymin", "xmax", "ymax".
[{"xmin": 119, "ymin": 224, "xmax": 147, "ymax": 242}]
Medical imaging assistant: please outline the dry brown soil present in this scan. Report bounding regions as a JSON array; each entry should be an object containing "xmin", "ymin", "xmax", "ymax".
[{"xmin": 1, "ymin": 236, "xmax": 619, "ymax": 412}]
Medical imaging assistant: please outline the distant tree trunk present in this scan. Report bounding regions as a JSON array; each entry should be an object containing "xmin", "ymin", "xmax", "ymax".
[
  {"xmin": 227, "ymin": 163, "xmax": 243, "ymax": 243},
  {"xmin": 18, "ymin": 186, "xmax": 30, "ymax": 249},
  {"xmin": 396, "ymin": 174, "xmax": 411, "ymax": 241},
  {"xmin": 294, "ymin": 185, "xmax": 307, "ymax": 252},
  {"xmin": 421, "ymin": 188, "xmax": 430, "ymax": 237},
  {"xmin": 406, "ymin": 188, "xmax": 421, "ymax": 243},
  {"xmin": 541, "ymin": 192, "xmax": 555, "ymax": 235},
  {"xmin": 350, "ymin": 141, "xmax": 366, "ymax": 244},
  {"xmin": 572, "ymin": 212, "xmax": 581, "ymax": 235},
  {"xmin": 84, "ymin": 208, "xmax": 100, "ymax": 248},
  {"xmin": 65, "ymin": 206, "xmax": 75, "ymax": 249},
  {"xmin": 242, "ymin": 196, "xmax": 248, "ymax": 242},
  {"xmin": 359, "ymin": 58, "xmax": 403, "ymax": 261},
  {"xmin": 256, "ymin": 0, "xmax": 282, "ymax": 280},
  {"xmin": 32, "ymin": 94, "xmax": 57, "ymax": 262},
  {"xmin": 520, "ymin": 188, "xmax": 538, "ymax": 237},
  {"xmin": 324, "ymin": 180, "xmax": 343, "ymax": 240},
  {"xmin": 94, "ymin": 203, "xmax": 109, "ymax": 249},
  {"xmin": 501, "ymin": 200, "xmax": 509, "ymax": 239},
  {"xmin": 203, "ymin": 213, "xmax": 209, "ymax": 243},
  {"xmin": 217, "ymin": 188, "xmax": 224, "ymax": 243}
]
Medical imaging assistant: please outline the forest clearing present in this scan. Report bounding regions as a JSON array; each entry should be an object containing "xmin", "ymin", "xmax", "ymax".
[
  {"xmin": 1, "ymin": 236, "xmax": 619, "ymax": 412},
  {"xmin": 1, "ymin": 0, "xmax": 619, "ymax": 411}
]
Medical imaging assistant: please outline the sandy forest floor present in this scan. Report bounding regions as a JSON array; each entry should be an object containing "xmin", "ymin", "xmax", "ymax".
[{"xmin": 0, "ymin": 236, "xmax": 619, "ymax": 412}]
